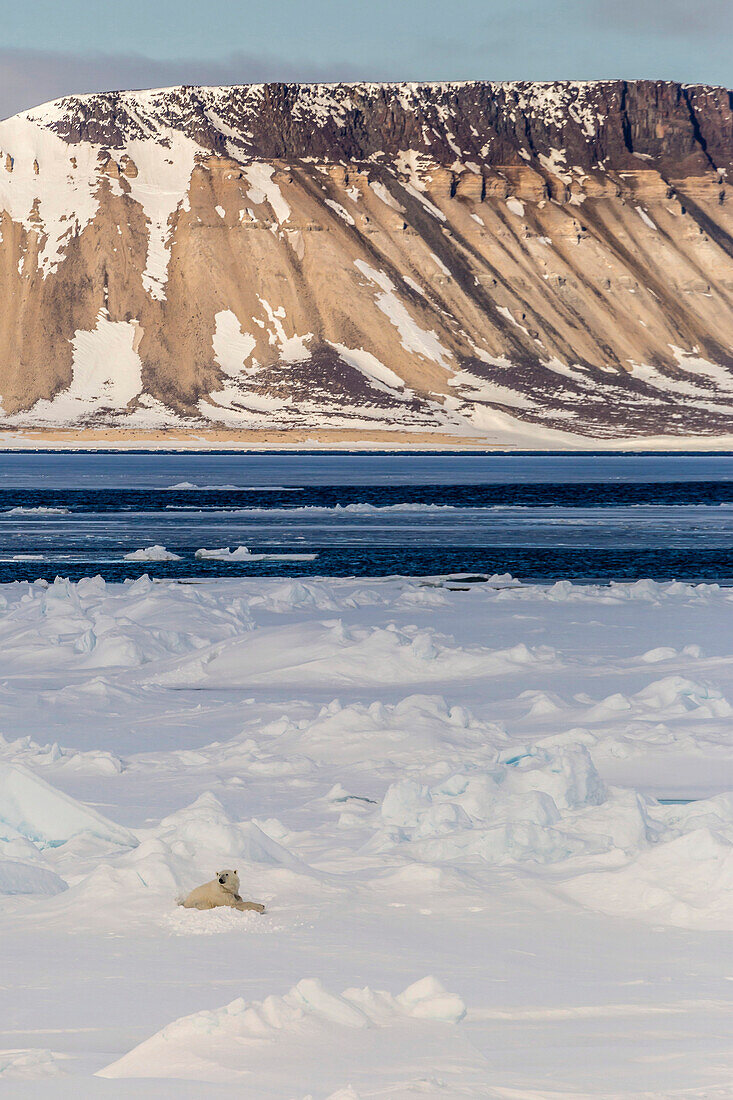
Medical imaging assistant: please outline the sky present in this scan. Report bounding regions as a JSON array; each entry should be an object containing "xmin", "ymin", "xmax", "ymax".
[{"xmin": 0, "ymin": 0, "xmax": 730, "ymax": 119}]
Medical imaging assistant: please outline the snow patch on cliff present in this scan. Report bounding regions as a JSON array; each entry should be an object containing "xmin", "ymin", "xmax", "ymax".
[
  {"xmin": 330, "ymin": 342, "xmax": 409, "ymax": 397},
  {"xmin": 212, "ymin": 309, "xmax": 257, "ymax": 377},
  {"xmin": 0, "ymin": 114, "xmax": 102, "ymax": 276},
  {"xmin": 244, "ymin": 163, "xmax": 291, "ymax": 225},
  {"xmin": 354, "ymin": 261, "xmax": 453, "ymax": 369},
  {"xmin": 17, "ymin": 312, "xmax": 143, "ymax": 425},
  {"xmin": 119, "ymin": 133, "xmax": 200, "ymax": 300}
]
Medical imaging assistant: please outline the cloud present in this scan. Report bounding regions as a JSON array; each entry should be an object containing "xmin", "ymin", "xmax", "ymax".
[
  {"xmin": 0, "ymin": 47, "xmax": 369, "ymax": 120},
  {"xmin": 581, "ymin": 0, "xmax": 732, "ymax": 38},
  {"xmin": 405, "ymin": 0, "xmax": 732, "ymax": 86}
]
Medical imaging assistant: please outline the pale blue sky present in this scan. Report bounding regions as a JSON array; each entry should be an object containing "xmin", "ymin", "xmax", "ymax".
[{"xmin": 1, "ymin": 0, "xmax": 730, "ymax": 119}]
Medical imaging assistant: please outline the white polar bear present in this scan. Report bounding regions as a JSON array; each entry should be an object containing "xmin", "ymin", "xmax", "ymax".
[{"xmin": 178, "ymin": 869, "xmax": 265, "ymax": 913}]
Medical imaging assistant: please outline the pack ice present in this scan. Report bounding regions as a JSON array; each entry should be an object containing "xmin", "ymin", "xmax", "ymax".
[
  {"xmin": 0, "ymin": 573, "xmax": 732, "ymax": 1095},
  {"xmin": 0, "ymin": 761, "xmax": 136, "ymax": 851}
]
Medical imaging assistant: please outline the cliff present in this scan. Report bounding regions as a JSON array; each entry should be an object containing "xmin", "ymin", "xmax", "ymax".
[{"xmin": 0, "ymin": 80, "xmax": 732, "ymax": 441}]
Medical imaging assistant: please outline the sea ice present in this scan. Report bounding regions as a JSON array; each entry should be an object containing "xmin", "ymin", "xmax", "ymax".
[
  {"xmin": 98, "ymin": 975, "xmax": 467, "ymax": 1086},
  {"xmin": 123, "ymin": 545, "xmax": 181, "ymax": 561},
  {"xmin": 0, "ymin": 859, "xmax": 67, "ymax": 896},
  {"xmin": 0, "ymin": 572, "xmax": 732, "ymax": 1095},
  {"xmin": 0, "ymin": 761, "xmax": 137, "ymax": 850},
  {"xmin": 0, "ymin": 1048, "xmax": 67, "ymax": 1079}
]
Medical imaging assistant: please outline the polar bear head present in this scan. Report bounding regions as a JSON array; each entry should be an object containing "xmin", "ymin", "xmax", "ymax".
[{"xmin": 216, "ymin": 869, "xmax": 240, "ymax": 894}]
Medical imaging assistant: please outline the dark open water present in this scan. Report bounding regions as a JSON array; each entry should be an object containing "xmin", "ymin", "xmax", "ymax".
[{"xmin": 0, "ymin": 451, "xmax": 732, "ymax": 583}]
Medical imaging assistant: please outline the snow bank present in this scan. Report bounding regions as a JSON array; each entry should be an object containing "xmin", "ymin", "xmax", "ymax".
[
  {"xmin": 164, "ymin": 905, "xmax": 279, "ymax": 936},
  {"xmin": 44, "ymin": 791, "xmax": 312, "ymax": 931},
  {"xmin": 143, "ymin": 617, "xmax": 557, "ymax": 690},
  {"xmin": 0, "ymin": 575, "xmax": 254, "ymax": 676},
  {"xmin": 378, "ymin": 745, "xmax": 655, "ymax": 860},
  {"xmin": 247, "ymin": 579, "xmax": 340, "ymax": 611},
  {"xmin": 0, "ymin": 762, "xmax": 136, "ymax": 850},
  {"xmin": 156, "ymin": 792, "xmax": 308, "ymax": 874},
  {"xmin": 241, "ymin": 694, "xmax": 501, "ymax": 768},
  {"xmin": 371, "ymin": 746, "xmax": 733, "ymax": 928},
  {"xmin": 0, "ymin": 733, "xmax": 122, "ymax": 776},
  {"xmin": 0, "ymin": 1049, "xmax": 67, "ymax": 1079},
  {"xmin": 98, "ymin": 975, "xmax": 465, "ymax": 1081},
  {"xmin": 563, "ymin": 798, "xmax": 733, "ymax": 930},
  {"xmin": 582, "ymin": 675, "xmax": 733, "ymax": 723},
  {"xmin": 0, "ymin": 859, "xmax": 67, "ymax": 896},
  {"xmin": 374, "ymin": 746, "xmax": 637, "ymax": 865}
]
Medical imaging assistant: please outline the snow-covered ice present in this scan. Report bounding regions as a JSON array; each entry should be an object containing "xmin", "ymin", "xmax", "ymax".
[
  {"xmin": 98, "ymin": 975, "xmax": 468, "ymax": 1085},
  {"xmin": 123, "ymin": 545, "xmax": 181, "ymax": 561},
  {"xmin": 195, "ymin": 546, "xmax": 317, "ymax": 562},
  {"xmin": 0, "ymin": 760, "xmax": 136, "ymax": 850},
  {"xmin": 195, "ymin": 544, "xmax": 256, "ymax": 560},
  {"xmin": 2, "ymin": 572, "xmax": 733, "ymax": 1096}
]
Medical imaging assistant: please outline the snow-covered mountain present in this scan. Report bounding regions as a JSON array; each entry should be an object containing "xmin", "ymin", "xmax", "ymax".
[{"xmin": 0, "ymin": 80, "xmax": 732, "ymax": 442}]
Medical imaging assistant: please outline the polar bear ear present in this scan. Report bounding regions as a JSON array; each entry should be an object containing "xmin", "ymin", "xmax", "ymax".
[{"xmin": 234, "ymin": 869, "xmax": 238, "ymax": 875}]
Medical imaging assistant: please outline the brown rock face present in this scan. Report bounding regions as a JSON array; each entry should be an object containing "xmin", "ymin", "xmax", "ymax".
[{"xmin": 0, "ymin": 80, "xmax": 732, "ymax": 441}]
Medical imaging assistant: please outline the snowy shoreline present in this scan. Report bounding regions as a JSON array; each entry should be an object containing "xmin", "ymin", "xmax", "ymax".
[{"xmin": 1, "ymin": 433, "xmax": 733, "ymax": 453}]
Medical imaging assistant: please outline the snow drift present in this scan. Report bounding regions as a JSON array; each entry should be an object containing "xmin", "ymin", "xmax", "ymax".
[
  {"xmin": 98, "ymin": 975, "xmax": 467, "ymax": 1087},
  {"xmin": 0, "ymin": 761, "xmax": 136, "ymax": 850}
]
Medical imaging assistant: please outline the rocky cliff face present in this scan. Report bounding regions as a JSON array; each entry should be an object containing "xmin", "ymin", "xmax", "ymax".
[{"xmin": 0, "ymin": 80, "xmax": 732, "ymax": 441}]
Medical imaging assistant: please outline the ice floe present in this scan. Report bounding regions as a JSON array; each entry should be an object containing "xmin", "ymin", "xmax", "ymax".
[{"xmin": 123, "ymin": 545, "xmax": 181, "ymax": 561}]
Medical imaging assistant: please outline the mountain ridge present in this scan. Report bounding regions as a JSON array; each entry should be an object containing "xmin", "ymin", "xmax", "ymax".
[{"xmin": 0, "ymin": 79, "xmax": 732, "ymax": 443}]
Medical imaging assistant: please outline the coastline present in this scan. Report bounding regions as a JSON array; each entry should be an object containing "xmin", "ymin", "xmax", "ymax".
[{"xmin": 1, "ymin": 427, "xmax": 733, "ymax": 452}]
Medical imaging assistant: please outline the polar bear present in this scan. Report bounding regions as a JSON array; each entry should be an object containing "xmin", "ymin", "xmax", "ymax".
[{"xmin": 178, "ymin": 870, "xmax": 265, "ymax": 913}]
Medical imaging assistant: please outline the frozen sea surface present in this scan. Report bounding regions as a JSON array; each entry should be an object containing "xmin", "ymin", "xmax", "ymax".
[
  {"xmin": 2, "ymin": 451, "xmax": 733, "ymax": 487},
  {"xmin": 1, "ymin": 572, "xmax": 733, "ymax": 1097},
  {"xmin": 0, "ymin": 451, "xmax": 732, "ymax": 581},
  {"xmin": 2, "ymin": 453, "xmax": 733, "ymax": 1097}
]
